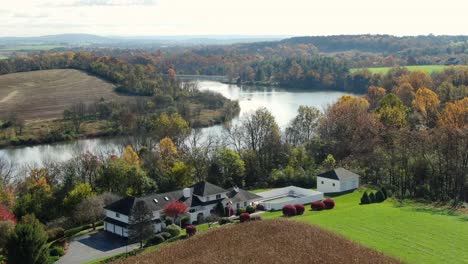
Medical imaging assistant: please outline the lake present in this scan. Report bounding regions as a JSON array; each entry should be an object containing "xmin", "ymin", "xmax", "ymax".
[{"xmin": 0, "ymin": 80, "xmax": 354, "ymax": 171}]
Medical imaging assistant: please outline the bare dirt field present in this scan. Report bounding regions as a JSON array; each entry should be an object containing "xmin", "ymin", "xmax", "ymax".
[
  {"xmin": 112, "ymin": 219, "xmax": 401, "ymax": 264},
  {"xmin": 0, "ymin": 69, "xmax": 130, "ymax": 121}
]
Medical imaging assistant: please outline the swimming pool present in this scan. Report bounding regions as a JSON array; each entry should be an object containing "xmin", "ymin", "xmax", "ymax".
[{"xmin": 257, "ymin": 186, "xmax": 324, "ymax": 211}]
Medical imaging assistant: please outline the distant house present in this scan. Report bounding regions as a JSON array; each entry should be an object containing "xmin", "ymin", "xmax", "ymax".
[
  {"xmin": 317, "ymin": 168, "xmax": 360, "ymax": 193},
  {"xmin": 103, "ymin": 181, "xmax": 261, "ymax": 237}
]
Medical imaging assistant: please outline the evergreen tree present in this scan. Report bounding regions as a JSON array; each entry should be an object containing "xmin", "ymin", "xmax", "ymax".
[
  {"xmin": 360, "ymin": 191, "xmax": 370, "ymax": 205},
  {"xmin": 128, "ymin": 201, "xmax": 153, "ymax": 248},
  {"xmin": 381, "ymin": 187, "xmax": 388, "ymax": 199},
  {"xmin": 6, "ymin": 214, "xmax": 49, "ymax": 264},
  {"xmin": 369, "ymin": 192, "xmax": 376, "ymax": 203},
  {"xmin": 375, "ymin": 190, "xmax": 385, "ymax": 203}
]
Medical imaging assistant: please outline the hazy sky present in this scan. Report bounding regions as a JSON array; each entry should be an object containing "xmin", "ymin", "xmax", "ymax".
[{"xmin": 0, "ymin": 0, "xmax": 467, "ymax": 37}]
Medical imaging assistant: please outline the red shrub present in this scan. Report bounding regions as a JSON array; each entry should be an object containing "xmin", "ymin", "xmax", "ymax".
[
  {"xmin": 239, "ymin": 213, "xmax": 251, "ymax": 223},
  {"xmin": 0, "ymin": 204, "xmax": 16, "ymax": 223},
  {"xmin": 282, "ymin": 204, "xmax": 297, "ymax": 217},
  {"xmin": 294, "ymin": 204, "xmax": 305, "ymax": 215},
  {"xmin": 323, "ymin": 198, "xmax": 335, "ymax": 209},
  {"xmin": 311, "ymin": 201, "xmax": 326, "ymax": 211},
  {"xmin": 185, "ymin": 225, "xmax": 197, "ymax": 236}
]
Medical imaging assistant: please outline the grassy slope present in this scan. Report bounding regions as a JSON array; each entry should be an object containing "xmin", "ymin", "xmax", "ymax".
[
  {"xmin": 351, "ymin": 65, "xmax": 448, "ymax": 74},
  {"xmin": 262, "ymin": 189, "xmax": 468, "ymax": 264}
]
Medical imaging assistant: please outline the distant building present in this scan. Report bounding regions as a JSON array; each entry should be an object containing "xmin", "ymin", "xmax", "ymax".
[
  {"xmin": 317, "ymin": 168, "xmax": 360, "ymax": 193},
  {"xmin": 103, "ymin": 181, "xmax": 261, "ymax": 237}
]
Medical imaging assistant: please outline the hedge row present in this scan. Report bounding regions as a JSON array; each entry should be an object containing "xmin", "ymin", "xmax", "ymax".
[{"xmin": 360, "ymin": 188, "xmax": 387, "ymax": 205}]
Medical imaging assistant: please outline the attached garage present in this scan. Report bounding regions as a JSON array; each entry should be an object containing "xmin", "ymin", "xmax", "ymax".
[
  {"xmin": 104, "ymin": 217, "xmax": 129, "ymax": 237},
  {"xmin": 317, "ymin": 168, "xmax": 360, "ymax": 193}
]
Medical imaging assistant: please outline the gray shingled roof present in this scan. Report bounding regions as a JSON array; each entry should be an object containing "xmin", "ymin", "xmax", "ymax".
[
  {"xmin": 226, "ymin": 188, "xmax": 262, "ymax": 203},
  {"xmin": 318, "ymin": 168, "xmax": 360, "ymax": 181},
  {"xmin": 189, "ymin": 181, "xmax": 227, "ymax": 197},
  {"xmin": 104, "ymin": 181, "xmax": 228, "ymax": 215}
]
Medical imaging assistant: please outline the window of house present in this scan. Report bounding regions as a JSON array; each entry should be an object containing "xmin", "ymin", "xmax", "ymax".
[
  {"xmin": 321, "ymin": 181, "xmax": 324, "ymax": 184},
  {"xmin": 189, "ymin": 209, "xmax": 196, "ymax": 213},
  {"xmin": 236, "ymin": 203, "xmax": 240, "ymax": 208},
  {"xmin": 206, "ymin": 196, "xmax": 210, "ymax": 201},
  {"xmin": 116, "ymin": 212, "xmax": 120, "ymax": 218},
  {"xmin": 332, "ymin": 183, "xmax": 335, "ymax": 187},
  {"xmin": 216, "ymin": 194, "xmax": 221, "ymax": 199},
  {"xmin": 244, "ymin": 201, "xmax": 247, "ymax": 207}
]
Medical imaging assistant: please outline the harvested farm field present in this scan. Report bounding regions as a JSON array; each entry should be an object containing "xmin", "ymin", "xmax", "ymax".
[
  {"xmin": 0, "ymin": 69, "xmax": 131, "ymax": 121},
  {"xmin": 112, "ymin": 220, "xmax": 401, "ymax": 264}
]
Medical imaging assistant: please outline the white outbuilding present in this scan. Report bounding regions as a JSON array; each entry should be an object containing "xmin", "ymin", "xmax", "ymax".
[{"xmin": 317, "ymin": 168, "xmax": 360, "ymax": 193}]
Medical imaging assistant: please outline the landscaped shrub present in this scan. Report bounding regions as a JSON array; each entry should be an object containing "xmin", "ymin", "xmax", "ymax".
[
  {"xmin": 49, "ymin": 246, "xmax": 65, "ymax": 257},
  {"xmin": 164, "ymin": 218, "xmax": 173, "ymax": 226},
  {"xmin": 323, "ymin": 198, "xmax": 335, "ymax": 209},
  {"xmin": 47, "ymin": 256, "xmax": 60, "ymax": 264},
  {"xmin": 381, "ymin": 187, "xmax": 388, "ymax": 199},
  {"xmin": 294, "ymin": 204, "xmax": 305, "ymax": 215},
  {"xmin": 239, "ymin": 213, "xmax": 251, "ymax": 223},
  {"xmin": 282, "ymin": 204, "xmax": 297, "ymax": 217},
  {"xmin": 369, "ymin": 192, "xmax": 376, "ymax": 203},
  {"xmin": 311, "ymin": 201, "xmax": 325, "ymax": 211},
  {"xmin": 146, "ymin": 234, "xmax": 165, "ymax": 246},
  {"xmin": 246, "ymin": 205, "xmax": 256, "ymax": 214},
  {"xmin": 236, "ymin": 207, "xmax": 246, "ymax": 216},
  {"xmin": 360, "ymin": 191, "xmax": 370, "ymax": 205},
  {"xmin": 166, "ymin": 224, "xmax": 181, "ymax": 237},
  {"xmin": 159, "ymin": 232, "xmax": 172, "ymax": 239},
  {"xmin": 63, "ymin": 225, "xmax": 89, "ymax": 237},
  {"xmin": 185, "ymin": 225, "xmax": 197, "ymax": 236},
  {"xmin": 47, "ymin": 227, "xmax": 65, "ymax": 242},
  {"xmin": 255, "ymin": 203, "xmax": 265, "ymax": 211},
  {"xmin": 180, "ymin": 216, "xmax": 190, "ymax": 227},
  {"xmin": 250, "ymin": 215, "xmax": 262, "ymax": 221},
  {"xmin": 375, "ymin": 190, "xmax": 385, "ymax": 203},
  {"xmin": 218, "ymin": 217, "xmax": 233, "ymax": 225}
]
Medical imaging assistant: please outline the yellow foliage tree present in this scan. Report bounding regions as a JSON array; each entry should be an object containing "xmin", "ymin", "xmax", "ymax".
[
  {"xmin": 123, "ymin": 145, "xmax": 140, "ymax": 166},
  {"xmin": 438, "ymin": 98, "xmax": 468, "ymax": 128},
  {"xmin": 412, "ymin": 88, "xmax": 440, "ymax": 124},
  {"xmin": 158, "ymin": 137, "xmax": 178, "ymax": 170}
]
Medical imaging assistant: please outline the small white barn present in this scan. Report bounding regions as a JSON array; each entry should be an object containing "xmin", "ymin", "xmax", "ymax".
[{"xmin": 317, "ymin": 168, "xmax": 360, "ymax": 193}]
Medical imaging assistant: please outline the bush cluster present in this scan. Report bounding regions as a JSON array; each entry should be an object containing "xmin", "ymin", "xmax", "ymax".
[
  {"xmin": 218, "ymin": 217, "xmax": 233, "ymax": 225},
  {"xmin": 294, "ymin": 204, "xmax": 305, "ymax": 215},
  {"xmin": 239, "ymin": 213, "xmax": 251, "ymax": 223},
  {"xmin": 159, "ymin": 232, "xmax": 172, "ymax": 239},
  {"xmin": 255, "ymin": 204, "xmax": 265, "ymax": 211},
  {"xmin": 282, "ymin": 204, "xmax": 297, "ymax": 217},
  {"xmin": 360, "ymin": 188, "xmax": 387, "ymax": 205},
  {"xmin": 236, "ymin": 208, "xmax": 246, "ymax": 216},
  {"xmin": 49, "ymin": 246, "xmax": 65, "ymax": 257},
  {"xmin": 146, "ymin": 234, "xmax": 165, "ymax": 247},
  {"xmin": 246, "ymin": 205, "xmax": 256, "ymax": 214},
  {"xmin": 46, "ymin": 227, "xmax": 65, "ymax": 242},
  {"xmin": 311, "ymin": 201, "xmax": 326, "ymax": 211},
  {"xmin": 166, "ymin": 224, "xmax": 181, "ymax": 237},
  {"xmin": 185, "ymin": 225, "xmax": 197, "ymax": 236},
  {"xmin": 180, "ymin": 216, "xmax": 190, "ymax": 228}
]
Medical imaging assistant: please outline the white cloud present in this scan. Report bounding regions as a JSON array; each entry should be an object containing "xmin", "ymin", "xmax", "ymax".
[{"xmin": 0, "ymin": 0, "xmax": 467, "ymax": 37}]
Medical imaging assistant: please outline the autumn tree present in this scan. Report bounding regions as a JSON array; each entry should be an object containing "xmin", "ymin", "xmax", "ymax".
[
  {"xmin": 128, "ymin": 201, "xmax": 153, "ymax": 248},
  {"xmin": 63, "ymin": 183, "xmax": 95, "ymax": 213},
  {"xmin": 163, "ymin": 201, "xmax": 188, "ymax": 226},
  {"xmin": 0, "ymin": 204, "xmax": 17, "ymax": 223},
  {"xmin": 412, "ymin": 87, "xmax": 440, "ymax": 126},
  {"xmin": 122, "ymin": 145, "xmax": 140, "ymax": 166},
  {"xmin": 394, "ymin": 82, "xmax": 415, "ymax": 106},
  {"xmin": 375, "ymin": 94, "xmax": 409, "ymax": 128},
  {"xmin": 438, "ymin": 98, "xmax": 468, "ymax": 128},
  {"xmin": 366, "ymin": 86, "xmax": 386, "ymax": 109}
]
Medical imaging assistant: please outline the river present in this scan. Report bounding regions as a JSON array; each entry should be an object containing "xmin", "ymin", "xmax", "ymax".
[{"xmin": 0, "ymin": 80, "xmax": 354, "ymax": 170}]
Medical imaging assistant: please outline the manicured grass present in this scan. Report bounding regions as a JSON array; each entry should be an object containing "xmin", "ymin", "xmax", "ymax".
[
  {"xmin": 351, "ymin": 65, "xmax": 449, "ymax": 74},
  {"xmin": 261, "ymin": 189, "xmax": 468, "ymax": 264}
]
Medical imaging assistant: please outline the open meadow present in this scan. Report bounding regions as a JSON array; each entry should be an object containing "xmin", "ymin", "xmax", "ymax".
[
  {"xmin": 0, "ymin": 69, "xmax": 131, "ymax": 121},
  {"xmin": 261, "ymin": 189, "xmax": 468, "ymax": 264}
]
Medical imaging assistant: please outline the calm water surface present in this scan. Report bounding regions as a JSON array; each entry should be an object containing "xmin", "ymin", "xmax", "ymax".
[{"xmin": 0, "ymin": 80, "xmax": 354, "ymax": 170}]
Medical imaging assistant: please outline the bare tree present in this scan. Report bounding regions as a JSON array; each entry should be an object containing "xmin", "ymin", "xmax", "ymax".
[{"xmin": 0, "ymin": 158, "xmax": 14, "ymax": 186}]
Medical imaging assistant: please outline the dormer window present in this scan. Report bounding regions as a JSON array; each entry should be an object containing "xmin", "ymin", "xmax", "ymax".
[
  {"xmin": 216, "ymin": 194, "xmax": 221, "ymax": 199},
  {"xmin": 164, "ymin": 197, "xmax": 169, "ymax": 201},
  {"xmin": 116, "ymin": 212, "xmax": 120, "ymax": 218},
  {"xmin": 207, "ymin": 196, "xmax": 210, "ymax": 201},
  {"xmin": 153, "ymin": 199, "xmax": 158, "ymax": 203}
]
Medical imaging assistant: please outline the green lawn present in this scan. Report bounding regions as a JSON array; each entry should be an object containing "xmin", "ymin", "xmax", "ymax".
[
  {"xmin": 351, "ymin": 65, "xmax": 449, "ymax": 74},
  {"xmin": 261, "ymin": 189, "xmax": 468, "ymax": 264},
  {"xmin": 0, "ymin": 56, "xmax": 7, "ymax": 60}
]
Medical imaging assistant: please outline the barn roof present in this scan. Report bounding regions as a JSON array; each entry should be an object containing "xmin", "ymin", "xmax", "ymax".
[{"xmin": 318, "ymin": 168, "xmax": 360, "ymax": 181}]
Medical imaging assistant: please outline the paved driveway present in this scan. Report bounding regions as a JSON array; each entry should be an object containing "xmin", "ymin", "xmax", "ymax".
[{"xmin": 57, "ymin": 231, "xmax": 139, "ymax": 264}]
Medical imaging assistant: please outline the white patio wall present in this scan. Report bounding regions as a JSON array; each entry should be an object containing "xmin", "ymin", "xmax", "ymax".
[{"xmin": 257, "ymin": 186, "xmax": 324, "ymax": 211}]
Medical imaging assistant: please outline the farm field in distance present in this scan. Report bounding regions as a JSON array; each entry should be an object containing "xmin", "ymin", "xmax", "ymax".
[
  {"xmin": 261, "ymin": 189, "xmax": 468, "ymax": 264},
  {"xmin": 351, "ymin": 65, "xmax": 449, "ymax": 74},
  {"xmin": 0, "ymin": 69, "xmax": 131, "ymax": 121},
  {"xmin": 0, "ymin": 45, "xmax": 64, "ymax": 51}
]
